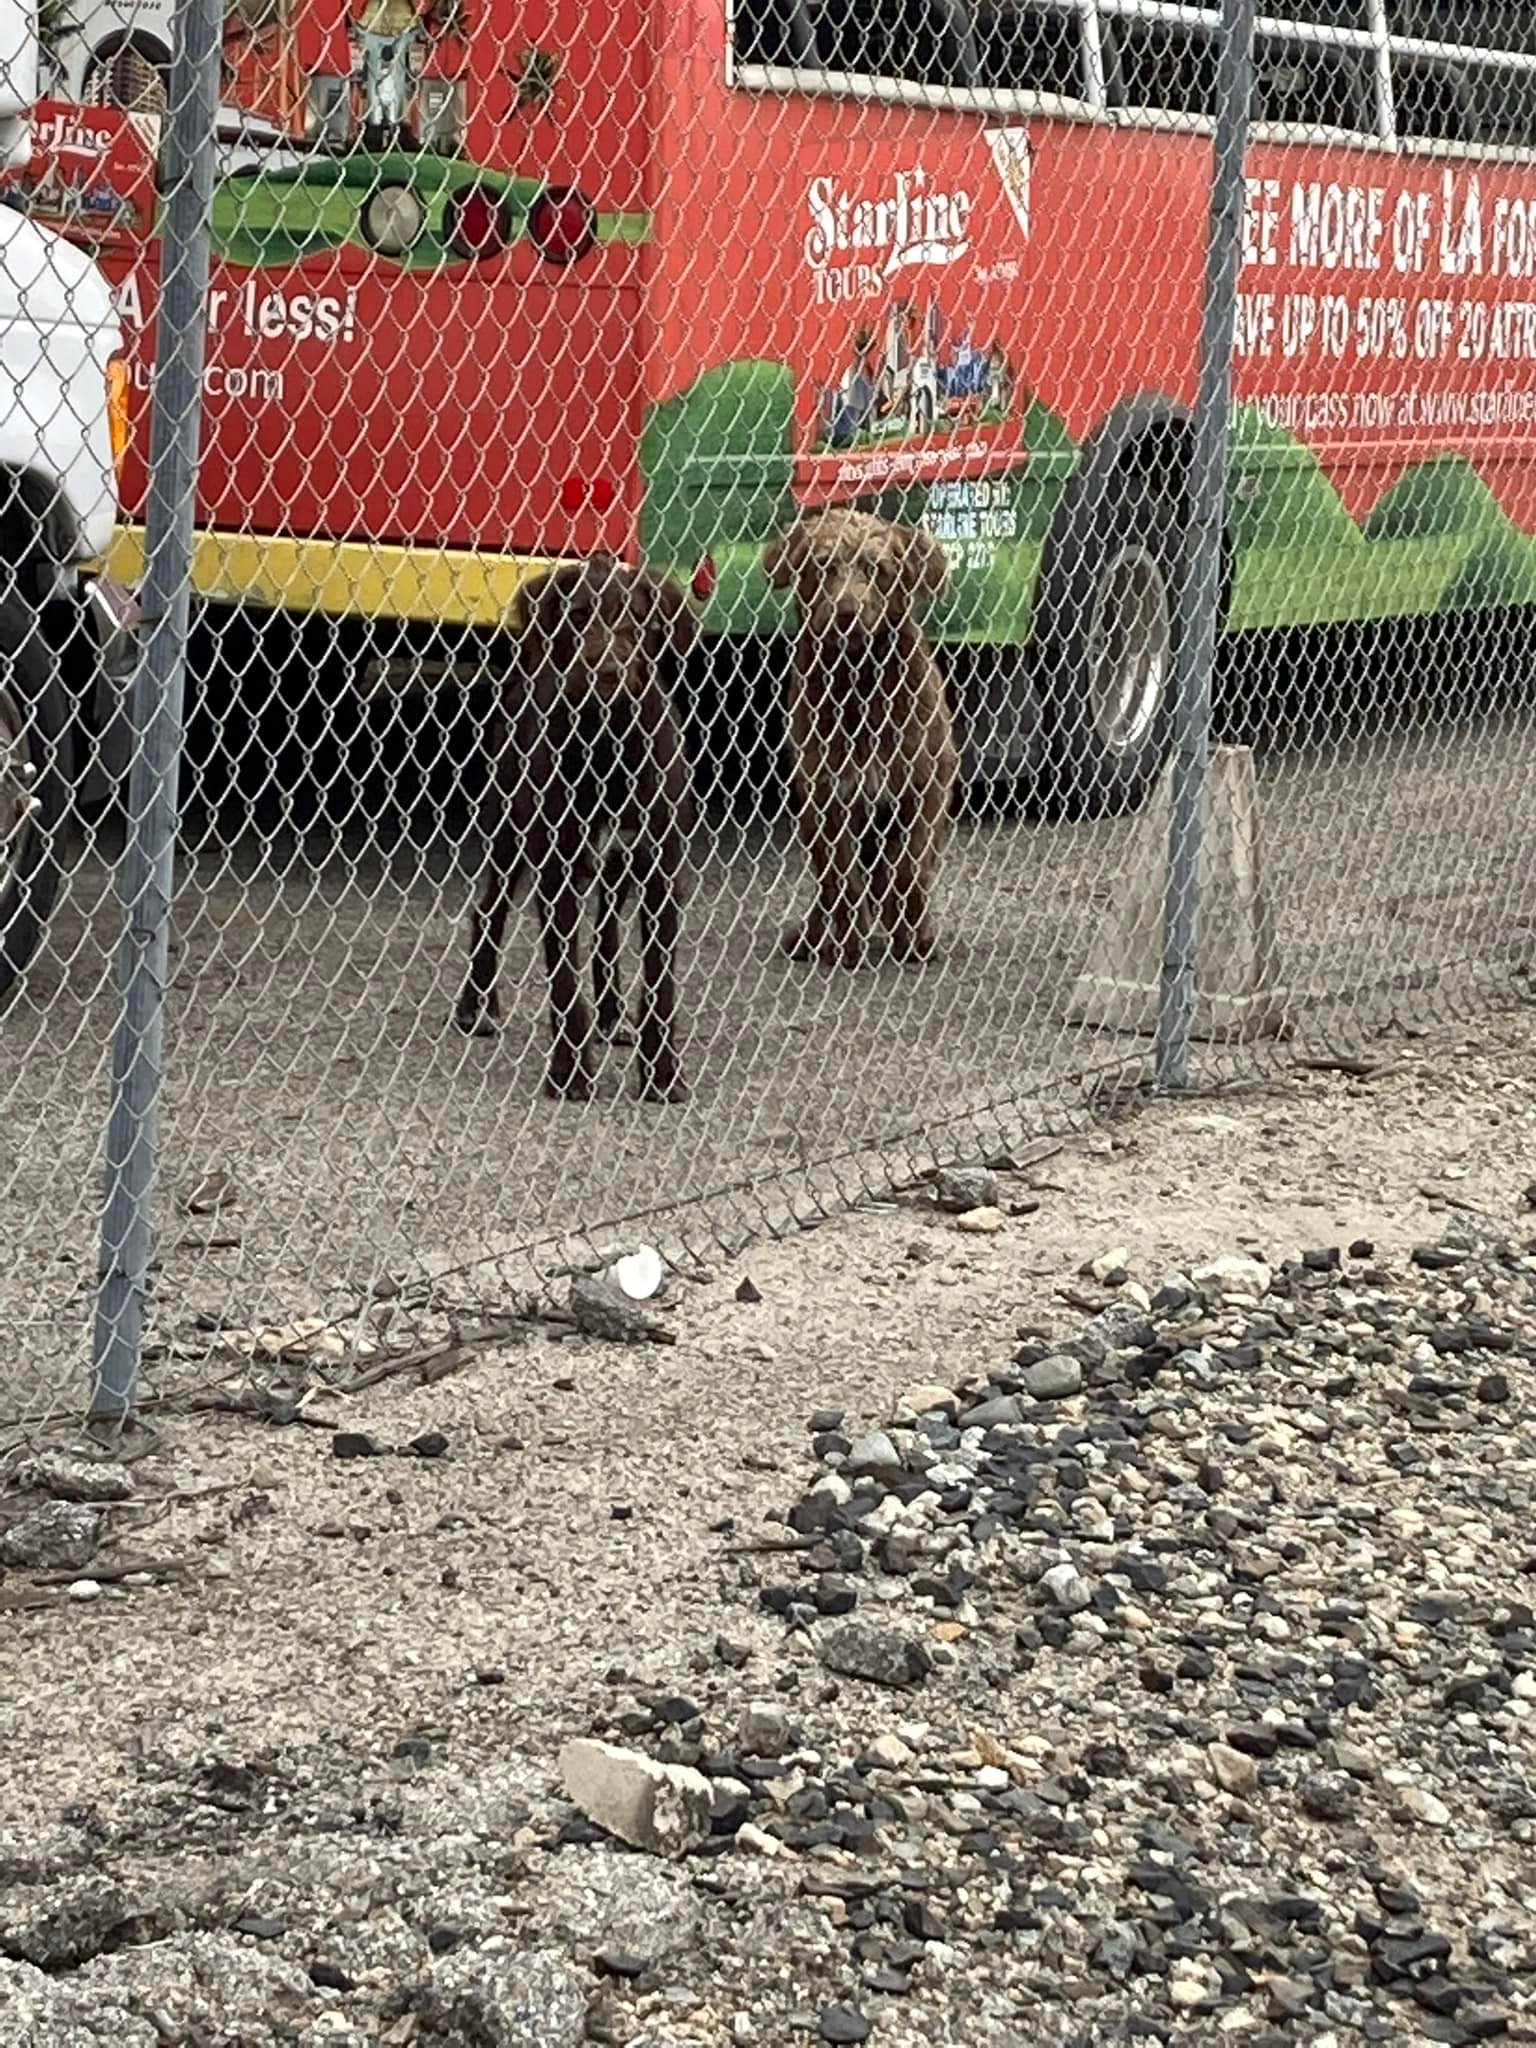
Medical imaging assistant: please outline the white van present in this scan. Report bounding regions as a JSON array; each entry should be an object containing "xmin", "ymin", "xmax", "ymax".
[{"xmin": 0, "ymin": 0, "xmax": 130, "ymax": 997}]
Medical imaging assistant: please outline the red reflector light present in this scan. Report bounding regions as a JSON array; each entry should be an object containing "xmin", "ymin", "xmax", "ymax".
[
  {"xmin": 528, "ymin": 183, "xmax": 597, "ymax": 266},
  {"xmin": 444, "ymin": 182, "xmax": 514, "ymax": 261},
  {"xmin": 559, "ymin": 475, "xmax": 617, "ymax": 514}
]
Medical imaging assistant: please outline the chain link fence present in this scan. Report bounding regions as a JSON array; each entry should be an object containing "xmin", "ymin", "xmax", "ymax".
[{"xmin": 3, "ymin": 0, "xmax": 1536, "ymax": 1445}]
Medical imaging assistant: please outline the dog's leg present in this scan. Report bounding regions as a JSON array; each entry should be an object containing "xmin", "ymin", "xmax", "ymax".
[
  {"xmin": 634, "ymin": 830, "xmax": 687, "ymax": 1102},
  {"xmin": 593, "ymin": 842, "xmax": 637, "ymax": 1043},
  {"xmin": 784, "ymin": 786, "xmax": 865, "ymax": 969},
  {"xmin": 783, "ymin": 818, "xmax": 837, "ymax": 959},
  {"xmin": 861, "ymin": 803, "xmax": 901, "ymax": 960},
  {"xmin": 781, "ymin": 779, "xmax": 824, "ymax": 962},
  {"xmin": 454, "ymin": 858, "xmax": 515, "ymax": 1037},
  {"xmin": 781, "ymin": 895, "xmax": 829, "ymax": 964},
  {"xmin": 883, "ymin": 770, "xmax": 948, "ymax": 963},
  {"xmin": 533, "ymin": 846, "xmax": 596, "ymax": 1101},
  {"xmin": 883, "ymin": 833, "xmax": 937, "ymax": 962},
  {"xmin": 817, "ymin": 800, "xmax": 868, "ymax": 969}
]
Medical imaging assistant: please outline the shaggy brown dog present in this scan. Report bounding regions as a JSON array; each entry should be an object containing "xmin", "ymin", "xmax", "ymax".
[
  {"xmin": 454, "ymin": 557, "xmax": 697, "ymax": 1102},
  {"xmin": 764, "ymin": 508, "xmax": 957, "ymax": 969}
]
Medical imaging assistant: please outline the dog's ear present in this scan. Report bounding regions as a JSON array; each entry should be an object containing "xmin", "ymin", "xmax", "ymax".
[
  {"xmin": 511, "ymin": 568, "xmax": 576, "ymax": 709},
  {"xmin": 895, "ymin": 523, "xmax": 951, "ymax": 607},
  {"xmin": 514, "ymin": 568, "xmax": 558, "ymax": 650},
  {"xmin": 763, "ymin": 518, "xmax": 817, "ymax": 590},
  {"xmin": 634, "ymin": 568, "xmax": 700, "ymax": 662}
]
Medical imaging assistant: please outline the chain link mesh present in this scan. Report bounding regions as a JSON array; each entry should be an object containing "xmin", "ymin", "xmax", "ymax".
[{"xmin": 3, "ymin": 0, "xmax": 1536, "ymax": 1444}]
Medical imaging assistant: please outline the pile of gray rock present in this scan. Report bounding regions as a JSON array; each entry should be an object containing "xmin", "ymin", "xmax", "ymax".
[{"xmin": 701, "ymin": 1210, "xmax": 1536, "ymax": 2043}]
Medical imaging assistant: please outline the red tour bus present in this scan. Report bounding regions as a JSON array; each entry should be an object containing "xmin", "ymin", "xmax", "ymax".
[{"xmin": 14, "ymin": 0, "xmax": 1536, "ymax": 811}]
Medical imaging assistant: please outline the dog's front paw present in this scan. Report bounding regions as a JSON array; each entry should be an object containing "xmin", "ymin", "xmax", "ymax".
[
  {"xmin": 453, "ymin": 996, "xmax": 500, "ymax": 1039},
  {"xmin": 889, "ymin": 922, "xmax": 938, "ymax": 964},
  {"xmin": 637, "ymin": 1043, "xmax": 687, "ymax": 1103},
  {"xmin": 815, "ymin": 932, "xmax": 864, "ymax": 971},
  {"xmin": 545, "ymin": 1052, "xmax": 596, "ymax": 1101}
]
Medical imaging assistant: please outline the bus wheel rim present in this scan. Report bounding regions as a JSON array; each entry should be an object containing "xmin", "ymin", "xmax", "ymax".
[{"xmin": 1086, "ymin": 542, "xmax": 1171, "ymax": 756}]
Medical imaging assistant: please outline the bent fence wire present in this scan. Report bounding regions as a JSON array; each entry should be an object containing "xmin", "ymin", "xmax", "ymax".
[{"xmin": 4, "ymin": 0, "xmax": 1536, "ymax": 1443}]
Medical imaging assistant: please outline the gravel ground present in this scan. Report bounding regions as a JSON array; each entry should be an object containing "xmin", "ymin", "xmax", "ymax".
[
  {"xmin": 5, "ymin": 704, "xmax": 1536, "ymax": 1429},
  {"xmin": 4, "ymin": 1008, "xmax": 1536, "ymax": 2045}
]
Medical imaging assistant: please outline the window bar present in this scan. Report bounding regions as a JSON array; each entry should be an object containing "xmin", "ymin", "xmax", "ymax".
[
  {"xmin": 1367, "ymin": 0, "xmax": 1395, "ymax": 144},
  {"xmin": 934, "ymin": 0, "xmax": 984, "ymax": 91},
  {"xmin": 1080, "ymin": 0, "xmax": 1108, "ymax": 109}
]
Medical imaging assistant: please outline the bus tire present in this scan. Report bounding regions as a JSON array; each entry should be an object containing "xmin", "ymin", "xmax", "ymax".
[
  {"xmin": 952, "ymin": 641, "xmax": 1041, "ymax": 816},
  {"xmin": 1029, "ymin": 409, "xmax": 1227, "ymax": 819},
  {"xmin": 0, "ymin": 596, "xmax": 67, "ymax": 1003}
]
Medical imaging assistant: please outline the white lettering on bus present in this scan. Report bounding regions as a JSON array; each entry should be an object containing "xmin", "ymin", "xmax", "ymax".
[
  {"xmin": 129, "ymin": 358, "xmax": 285, "ymax": 403},
  {"xmin": 1287, "ymin": 181, "xmax": 1385, "ymax": 272},
  {"xmin": 112, "ymin": 271, "xmax": 362, "ymax": 349},
  {"xmin": 804, "ymin": 170, "xmax": 973, "ymax": 278},
  {"xmin": 31, "ymin": 111, "xmax": 113, "ymax": 159}
]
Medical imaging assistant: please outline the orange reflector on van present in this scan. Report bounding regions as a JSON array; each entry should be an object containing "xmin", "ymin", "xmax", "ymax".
[{"xmin": 106, "ymin": 354, "xmax": 132, "ymax": 479}]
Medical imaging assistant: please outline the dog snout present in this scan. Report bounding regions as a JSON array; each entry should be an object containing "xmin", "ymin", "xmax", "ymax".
[
  {"xmin": 582, "ymin": 626, "xmax": 637, "ymax": 685},
  {"xmin": 809, "ymin": 573, "xmax": 879, "ymax": 635}
]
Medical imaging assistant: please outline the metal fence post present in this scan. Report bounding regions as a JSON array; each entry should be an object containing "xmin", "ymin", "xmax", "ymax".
[
  {"xmin": 89, "ymin": 0, "xmax": 222, "ymax": 1420},
  {"xmin": 1154, "ymin": 0, "xmax": 1258, "ymax": 1090}
]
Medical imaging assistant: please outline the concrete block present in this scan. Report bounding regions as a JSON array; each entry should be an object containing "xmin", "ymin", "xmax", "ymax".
[
  {"xmin": 1066, "ymin": 744, "xmax": 1287, "ymax": 1041},
  {"xmin": 558, "ymin": 1738, "xmax": 714, "ymax": 1856}
]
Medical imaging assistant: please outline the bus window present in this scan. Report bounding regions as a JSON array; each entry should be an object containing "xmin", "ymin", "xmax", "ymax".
[
  {"xmin": 1107, "ymin": 15, "xmax": 1373, "ymax": 135},
  {"xmin": 1393, "ymin": 55, "xmax": 1481, "ymax": 143},
  {"xmin": 1281, "ymin": 1, "xmax": 1369, "ymax": 20},
  {"xmin": 1103, "ymin": 18, "xmax": 1217, "ymax": 118},
  {"xmin": 808, "ymin": 0, "xmax": 979, "ymax": 88},
  {"xmin": 970, "ymin": 0, "xmax": 1083, "ymax": 99},
  {"xmin": 1388, "ymin": 5, "xmax": 1536, "ymax": 60},
  {"xmin": 1252, "ymin": 35, "xmax": 1374, "ymax": 134},
  {"xmin": 1383, "ymin": 5, "xmax": 1536, "ymax": 147},
  {"xmin": 1476, "ymin": 67, "xmax": 1536, "ymax": 148},
  {"xmin": 732, "ymin": 0, "xmax": 816, "ymax": 69}
]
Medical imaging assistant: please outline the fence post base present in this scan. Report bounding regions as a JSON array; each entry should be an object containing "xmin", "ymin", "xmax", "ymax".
[{"xmin": 1068, "ymin": 743, "xmax": 1287, "ymax": 1043}]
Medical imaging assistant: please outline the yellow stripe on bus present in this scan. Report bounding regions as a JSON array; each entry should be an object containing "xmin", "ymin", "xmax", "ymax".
[{"xmin": 99, "ymin": 528, "xmax": 556, "ymax": 628}]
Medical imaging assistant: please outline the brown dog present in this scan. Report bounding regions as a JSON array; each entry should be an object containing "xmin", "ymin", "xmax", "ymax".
[
  {"xmin": 454, "ymin": 556, "xmax": 697, "ymax": 1102},
  {"xmin": 764, "ymin": 508, "xmax": 957, "ymax": 969}
]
